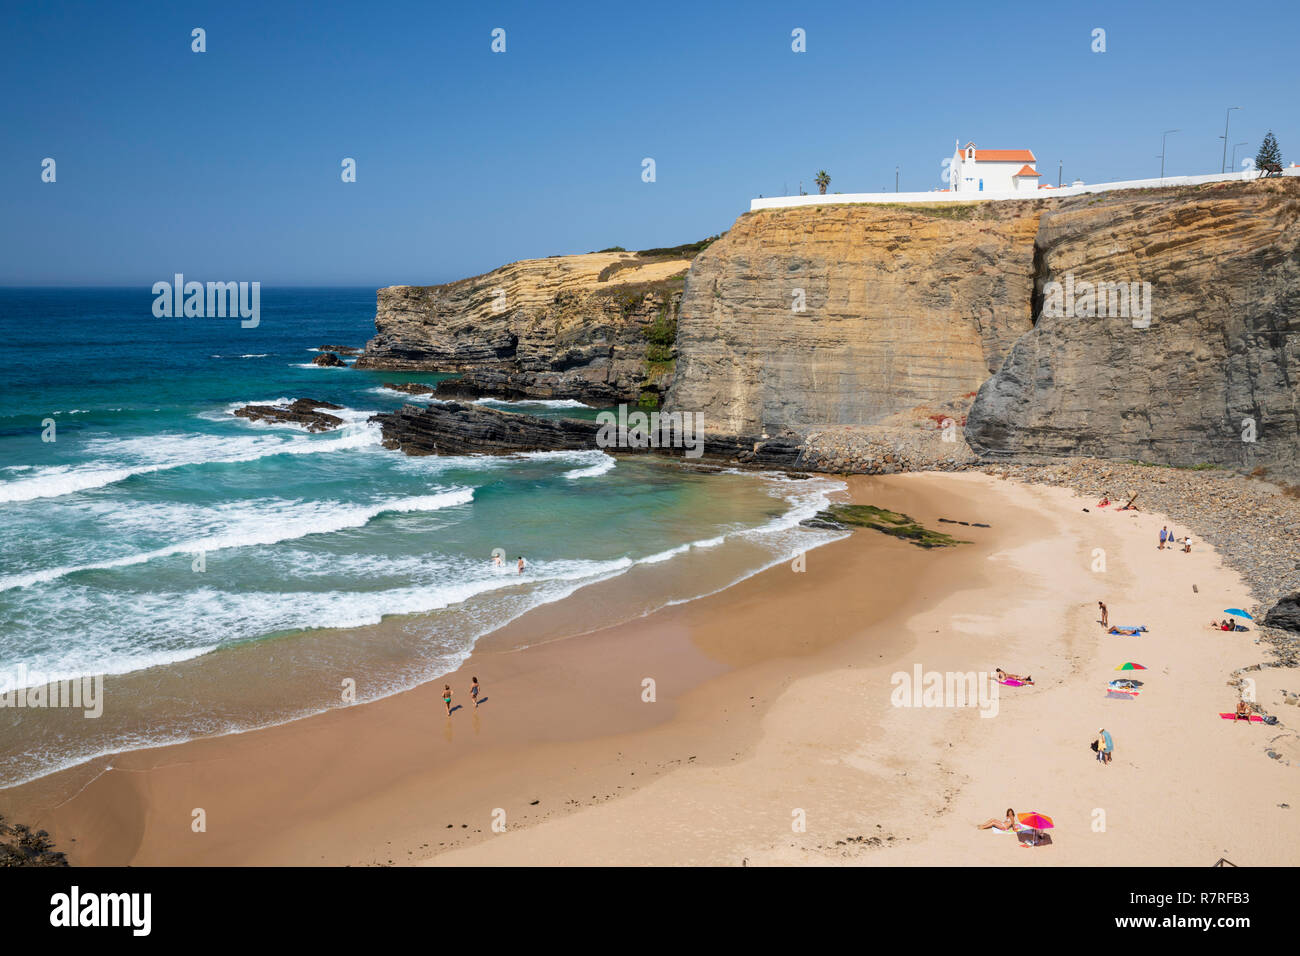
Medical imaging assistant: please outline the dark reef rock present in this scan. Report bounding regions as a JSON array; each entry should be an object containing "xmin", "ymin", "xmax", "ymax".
[
  {"xmin": 317, "ymin": 345, "xmax": 362, "ymax": 356},
  {"xmin": 370, "ymin": 401, "xmax": 807, "ymax": 469},
  {"xmin": 382, "ymin": 381, "xmax": 439, "ymax": 396},
  {"xmin": 1264, "ymin": 592, "xmax": 1300, "ymax": 633},
  {"xmin": 234, "ymin": 398, "xmax": 346, "ymax": 432},
  {"xmin": 312, "ymin": 352, "xmax": 347, "ymax": 367}
]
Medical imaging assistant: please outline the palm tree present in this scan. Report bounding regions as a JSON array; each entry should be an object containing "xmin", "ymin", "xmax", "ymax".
[{"xmin": 814, "ymin": 170, "xmax": 831, "ymax": 194}]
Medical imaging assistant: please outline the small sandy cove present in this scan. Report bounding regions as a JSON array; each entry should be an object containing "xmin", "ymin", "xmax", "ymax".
[{"xmin": 13, "ymin": 472, "xmax": 1298, "ymax": 865}]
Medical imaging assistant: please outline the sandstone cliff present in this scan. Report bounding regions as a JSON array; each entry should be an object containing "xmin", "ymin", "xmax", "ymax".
[
  {"xmin": 355, "ymin": 246, "xmax": 705, "ymax": 406},
  {"xmin": 965, "ymin": 178, "xmax": 1300, "ymax": 473},
  {"xmin": 663, "ymin": 200, "xmax": 1048, "ymax": 434}
]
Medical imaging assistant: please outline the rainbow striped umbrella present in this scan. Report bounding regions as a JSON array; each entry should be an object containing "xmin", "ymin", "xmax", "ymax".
[
  {"xmin": 1114, "ymin": 662, "xmax": 1146, "ymax": 671},
  {"xmin": 1018, "ymin": 812, "xmax": 1054, "ymax": 830}
]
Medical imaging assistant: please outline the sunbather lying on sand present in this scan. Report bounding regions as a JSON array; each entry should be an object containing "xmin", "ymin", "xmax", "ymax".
[
  {"xmin": 1107, "ymin": 626, "xmax": 1145, "ymax": 635},
  {"xmin": 995, "ymin": 668, "xmax": 1033, "ymax": 684},
  {"xmin": 977, "ymin": 808, "xmax": 1018, "ymax": 831}
]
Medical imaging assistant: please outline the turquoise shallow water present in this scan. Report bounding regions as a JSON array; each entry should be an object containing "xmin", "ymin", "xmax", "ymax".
[{"xmin": 0, "ymin": 288, "xmax": 843, "ymax": 786}]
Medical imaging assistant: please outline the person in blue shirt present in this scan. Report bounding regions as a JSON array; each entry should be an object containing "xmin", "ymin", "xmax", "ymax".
[{"xmin": 1099, "ymin": 728, "xmax": 1114, "ymax": 765}]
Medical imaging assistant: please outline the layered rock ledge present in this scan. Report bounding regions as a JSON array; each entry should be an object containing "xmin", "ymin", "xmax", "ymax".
[
  {"xmin": 356, "ymin": 243, "xmax": 712, "ymax": 406},
  {"xmin": 369, "ymin": 402, "xmax": 806, "ymax": 469},
  {"xmin": 234, "ymin": 398, "xmax": 345, "ymax": 432},
  {"xmin": 966, "ymin": 178, "xmax": 1300, "ymax": 475}
]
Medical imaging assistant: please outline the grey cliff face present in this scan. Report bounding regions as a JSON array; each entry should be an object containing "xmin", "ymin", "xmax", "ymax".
[{"xmin": 966, "ymin": 179, "xmax": 1300, "ymax": 473}]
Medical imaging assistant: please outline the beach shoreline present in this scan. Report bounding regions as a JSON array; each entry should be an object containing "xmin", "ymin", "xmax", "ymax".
[{"xmin": 5, "ymin": 470, "xmax": 1297, "ymax": 866}]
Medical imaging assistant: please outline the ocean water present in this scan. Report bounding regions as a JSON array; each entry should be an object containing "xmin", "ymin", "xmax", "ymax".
[{"xmin": 0, "ymin": 288, "xmax": 844, "ymax": 787}]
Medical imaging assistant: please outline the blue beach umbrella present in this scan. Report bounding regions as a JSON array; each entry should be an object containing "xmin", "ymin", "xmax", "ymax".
[{"xmin": 1222, "ymin": 608, "xmax": 1253, "ymax": 620}]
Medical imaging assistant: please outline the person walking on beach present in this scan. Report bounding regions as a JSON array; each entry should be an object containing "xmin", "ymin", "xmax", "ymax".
[
  {"xmin": 517, "ymin": 555, "xmax": 526, "ymax": 574},
  {"xmin": 1159, "ymin": 526, "xmax": 1168, "ymax": 550},
  {"xmin": 1098, "ymin": 727, "xmax": 1113, "ymax": 765},
  {"xmin": 1098, "ymin": 601, "xmax": 1109, "ymax": 627},
  {"xmin": 1183, "ymin": 535, "xmax": 1192, "ymax": 554},
  {"xmin": 470, "ymin": 676, "xmax": 480, "ymax": 709},
  {"xmin": 442, "ymin": 684, "xmax": 453, "ymax": 717}
]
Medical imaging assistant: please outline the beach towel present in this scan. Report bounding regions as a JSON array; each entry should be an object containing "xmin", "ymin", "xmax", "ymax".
[
  {"xmin": 1114, "ymin": 625, "xmax": 1148, "ymax": 632},
  {"xmin": 1106, "ymin": 689, "xmax": 1138, "ymax": 699},
  {"xmin": 1218, "ymin": 713, "xmax": 1264, "ymax": 722},
  {"xmin": 997, "ymin": 679, "xmax": 1029, "ymax": 687}
]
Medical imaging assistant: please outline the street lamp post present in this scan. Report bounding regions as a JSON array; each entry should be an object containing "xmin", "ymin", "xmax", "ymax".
[
  {"xmin": 895, "ymin": 166, "xmax": 899, "ymax": 193},
  {"xmin": 1220, "ymin": 107, "xmax": 1242, "ymax": 173},
  {"xmin": 1058, "ymin": 160, "xmax": 1062, "ymax": 188},
  {"xmin": 1160, "ymin": 129, "xmax": 1180, "ymax": 180},
  {"xmin": 1231, "ymin": 141, "xmax": 1248, "ymax": 172}
]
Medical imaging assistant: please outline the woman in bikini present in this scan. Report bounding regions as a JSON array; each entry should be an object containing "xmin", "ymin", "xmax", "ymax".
[
  {"xmin": 470, "ymin": 676, "xmax": 480, "ymax": 709},
  {"xmin": 995, "ymin": 668, "xmax": 1033, "ymax": 684},
  {"xmin": 977, "ymin": 808, "xmax": 1017, "ymax": 831},
  {"xmin": 442, "ymin": 684, "xmax": 453, "ymax": 716}
]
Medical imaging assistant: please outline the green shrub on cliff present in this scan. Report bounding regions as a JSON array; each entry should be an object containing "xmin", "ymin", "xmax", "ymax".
[{"xmin": 636, "ymin": 236, "xmax": 720, "ymax": 258}]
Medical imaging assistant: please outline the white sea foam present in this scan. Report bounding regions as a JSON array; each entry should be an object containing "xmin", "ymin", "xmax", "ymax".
[
  {"xmin": 0, "ymin": 488, "xmax": 474, "ymax": 592},
  {"xmin": 365, "ymin": 386, "xmax": 448, "ymax": 404},
  {"xmin": 563, "ymin": 454, "xmax": 616, "ymax": 480},
  {"xmin": 0, "ymin": 422, "xmax": 384, "ymax": 504},
  {"xmin": 473, "ymin": 397, "xmax": 591, "ymax": 409}
]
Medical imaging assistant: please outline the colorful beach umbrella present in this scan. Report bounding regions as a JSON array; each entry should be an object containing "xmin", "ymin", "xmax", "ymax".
[
  {"xmin": 1017, "ymin": 812, "xmax": 1054, "ymax": 830},
  {"xmin": 1222, "ymin": 609, "xmax": 1253, "ymax": 620},
  {"xmin": 1114, "ymin": 662, "xmax": 1147, "ymax": 671}
]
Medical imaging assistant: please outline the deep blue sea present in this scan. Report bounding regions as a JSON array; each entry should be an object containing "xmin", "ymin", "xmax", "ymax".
[{"xmin": 0, "ymin": 288, "xmax": 843, "ymax": 787}]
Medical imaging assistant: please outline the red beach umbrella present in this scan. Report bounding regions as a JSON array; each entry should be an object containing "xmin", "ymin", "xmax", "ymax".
[{"xmin": 1017, "ymin": 812, "xmax": 1054, "ymax": 830}]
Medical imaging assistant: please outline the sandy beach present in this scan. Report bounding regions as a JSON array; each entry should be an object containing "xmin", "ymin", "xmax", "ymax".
[{"xmin": 6, "ymin": 470, "xmax": 1297, "ymax": 866}]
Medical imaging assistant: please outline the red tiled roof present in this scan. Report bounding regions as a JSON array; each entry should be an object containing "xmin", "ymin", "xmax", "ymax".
[
  {"xmin": 974, "ymin": 149, "xmax": 1036, "ymax": 162},
  {"xmin": 1013, "ymin": 165, "xmax": 1040, "ymax": 177}
]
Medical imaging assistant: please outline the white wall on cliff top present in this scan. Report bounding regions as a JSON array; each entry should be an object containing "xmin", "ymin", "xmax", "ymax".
[{"xmin": 750, "ymin": 167, "xmax": 1299, "ymax": 211}]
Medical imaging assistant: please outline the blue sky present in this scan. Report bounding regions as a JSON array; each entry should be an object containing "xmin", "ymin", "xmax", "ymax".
[{"xmin": 2, "ymin": 0, "xmax": 1295, "ymax": 286}]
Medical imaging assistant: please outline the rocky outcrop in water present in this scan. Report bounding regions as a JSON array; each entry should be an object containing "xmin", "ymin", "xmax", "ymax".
[
  {"xmin": 370, "ymin": 402, "xmax": 807, "ymax": 469},
  {"xmin": 355, "ymin": 245, "xmax": 711, "ymax": 406},
  {"xmin": 312, "ymin": 352, "xmax": 347, "ymax": 367},
  {"xmin": 234, "ymin": 398, "xmax": 345, "ymax": 432},
  {"xmin": 965, "ymin": 178, "xmax": 1300, "ymax": 475},
  {"xmin": 382, "ymin": 381, "xmax": 438, "ymax": 396}
]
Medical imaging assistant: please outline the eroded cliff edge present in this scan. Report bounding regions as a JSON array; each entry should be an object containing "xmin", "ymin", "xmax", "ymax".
[
  {"xmin": 355, "ymin": 244, "xmax": 708, "ymax": 406},
  {"xmin": 965, "ymin": 177, "xmax": 1300, "ymax": 473}
]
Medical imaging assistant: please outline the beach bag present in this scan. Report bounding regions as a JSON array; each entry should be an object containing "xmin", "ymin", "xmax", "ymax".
[
  {"xmin": 1090, "ymin": 739, "xmax": 1099, "ymax": 753},
  {"xmin": 1264, "ymin": 715, "xmax": 1279, "ymax": 725}
]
